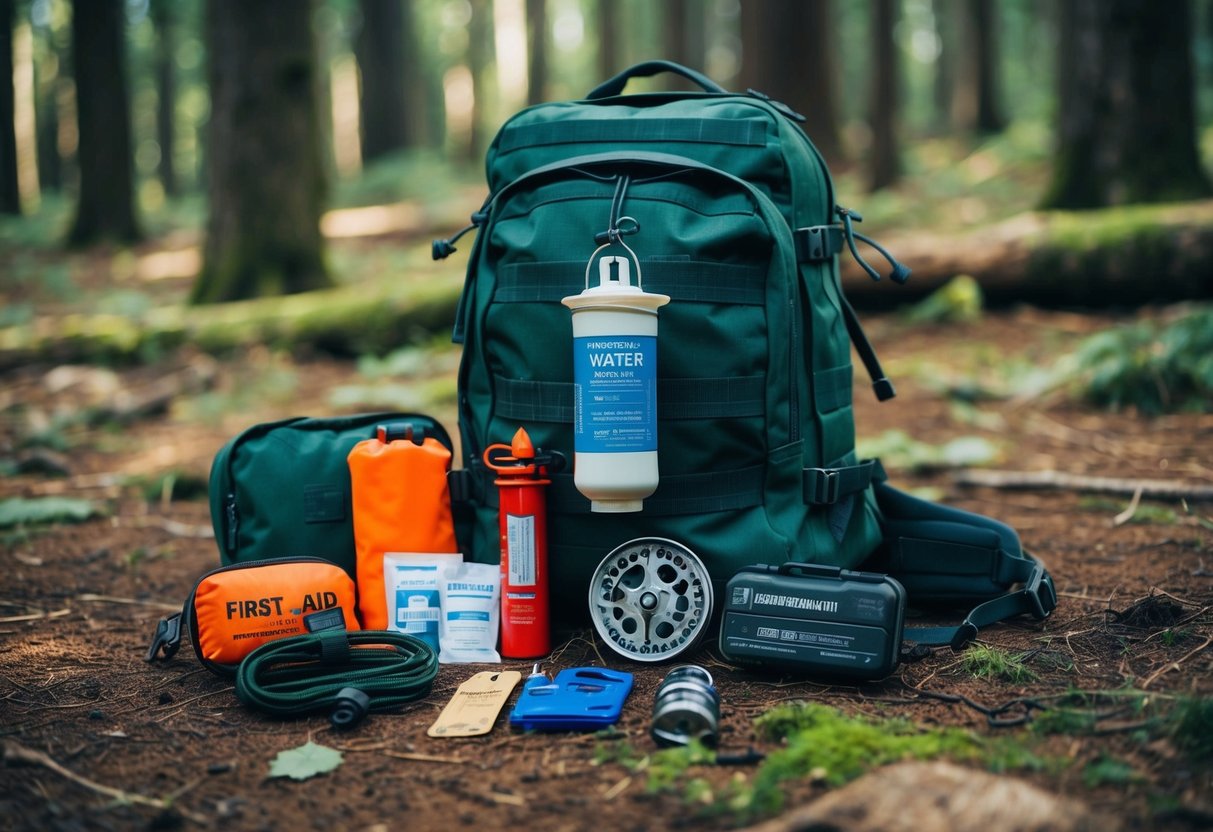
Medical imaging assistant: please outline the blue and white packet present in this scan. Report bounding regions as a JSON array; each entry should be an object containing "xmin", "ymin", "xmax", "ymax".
[
  {"xmin": 438, "ymin": 561, "xmax": 501, "ymax": 664},
  {"xmin": 383, "ymin": 552, "xmax": 462, "ymax": 653}
]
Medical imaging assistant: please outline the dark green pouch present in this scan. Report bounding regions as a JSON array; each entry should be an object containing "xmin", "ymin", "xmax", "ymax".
[{"xmin": 208, "ymin": 413, "xmax": 455, "ymax": 577}]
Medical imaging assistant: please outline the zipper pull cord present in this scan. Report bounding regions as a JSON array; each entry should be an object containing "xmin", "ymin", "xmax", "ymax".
[
  {"xmin": 594, "ymin": 175, "xmax": 638, "ymax": 245},
  {"xmin": 835, "ymin": 206, "xmax": 912, "ymax": 284},
  {"xmin": 432, "ymin": 198, "xmax": 492, "ymax": 260}
]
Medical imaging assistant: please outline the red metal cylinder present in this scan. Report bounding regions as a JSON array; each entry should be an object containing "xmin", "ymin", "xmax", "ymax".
[{"xmin": 484, "ymin": 427, "xmax": 551, "ymax": 658}]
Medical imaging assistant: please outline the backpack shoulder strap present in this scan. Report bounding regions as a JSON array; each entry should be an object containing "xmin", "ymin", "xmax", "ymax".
[{"xmin": 871, "ymin": 481, "xmax": 1058, "ymax": 649}]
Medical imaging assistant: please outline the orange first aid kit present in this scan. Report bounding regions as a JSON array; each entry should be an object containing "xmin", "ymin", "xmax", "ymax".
[
  {"xmin": 146, "ymin": 558, "xmax": 360, "ymax": 675},
  {"xmin": 348, "ymin": 422, "xmax": 459, "ymax": 630}
]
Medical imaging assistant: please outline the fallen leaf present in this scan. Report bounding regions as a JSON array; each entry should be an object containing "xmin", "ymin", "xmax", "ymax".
[{"xmin": 268, "ymin": 741, "xmax": 343, "ymax": 781}]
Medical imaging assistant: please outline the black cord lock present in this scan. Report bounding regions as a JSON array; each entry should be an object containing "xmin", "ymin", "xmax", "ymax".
[{"xmin": 330, "ymin": 687, "xmax": 371, "ymax": 731}]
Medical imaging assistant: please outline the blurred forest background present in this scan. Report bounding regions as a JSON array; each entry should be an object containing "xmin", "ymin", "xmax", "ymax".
[{"xmin": 1, "ymin": 0, "xmax": 1212, "ymax": 384}]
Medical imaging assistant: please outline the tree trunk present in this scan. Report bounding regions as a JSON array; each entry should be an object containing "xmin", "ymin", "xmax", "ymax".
[
  {"xmin": 465, "ymin": 0, "xmax": 494, "ymax": 162},
  {"xmin": 1041, "ymin": 0, "xmax": 1211, "ymax": 209},
  {"xmin": 192, "ymin": 0, "xmax": 330, "ymax": 304},
  {"xmin": 151, "ymin": 0, "xmax": 176, "ymax": 196},
  {"xmin": 35, "ymin": 73, "xmax": 60, "ymax": 192},
  {"xmin": 36, "ymin": 10, "xmax": 68, "ymax": 193},
  {"xmin": 738, "ymin": 0, "xmax": 843, "ymax": 165},
  {"xmin": 0, "ymin": 0, "xmax": 19, "ymax": 214},
  {"xmin": 67, "ymin": 0, "xmax": 139, "ymax": 244},
  {"xmin": 355, "ymin": 0, "xmax": 408, "ymax": 161},
  {"xmin": 398, "ymin": 0, "xmax": 432, "ymax": 148},
  {"xmin": 867, "ymin": 0, "xmax": 901, "ymax": 191},
  {"xmin": 661, "ymin": 0, "xmax": 707, "ymax": 88},
  {"xmin": 931, "ymin": 0, "xmax": 954, "ymax": 132},
  {"xmin": 952, "ymin": 0, "xmax": 1005, "ymax": 133},
  {"xmin": 597, "ymin": 0, "xmax": 619, "ymax": 81},
  {"xmin": 526, "ymin": 0, "xmax": 548, "ymax": 105}
]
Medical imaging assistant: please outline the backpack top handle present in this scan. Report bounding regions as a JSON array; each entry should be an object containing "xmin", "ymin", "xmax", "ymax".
[{"xmin": 586, "ymin": 60, "xmax": 727, "ymax": 100}]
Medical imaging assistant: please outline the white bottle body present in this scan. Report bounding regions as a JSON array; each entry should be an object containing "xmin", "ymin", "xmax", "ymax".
[{"xmin": 563, "ymin": 285, "xmax": 667, "ymax": 513}]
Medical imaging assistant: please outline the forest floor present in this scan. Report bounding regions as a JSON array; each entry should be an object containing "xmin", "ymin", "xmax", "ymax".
[
  {"xmin": 0, "ymin": 301, "xmax": 1211, "ymax": 831},
  {"xmin": 1, "ymin": 137, "xmax": 1212, "ymax": 828}
]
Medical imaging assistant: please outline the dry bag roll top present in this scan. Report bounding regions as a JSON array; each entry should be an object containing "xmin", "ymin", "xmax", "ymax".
[{"xmin": 348, "ymin": 422, "xmax": 460, "ymax": 630}]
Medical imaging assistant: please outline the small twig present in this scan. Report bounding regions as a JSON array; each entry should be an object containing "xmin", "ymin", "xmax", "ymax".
[
  {"xmin": 331, "ymin": 741, "xmax": 390, "ymax": 753},
  {"xmin": 1113, "ymin": 486, "xmax": 1144, "ymax": 527},
  {"xmin": 953, "ymin": 468, "xmax": 1213, "ymax": 501},
  {"xmin": 484, "ymin": 790, "xmax": 526, "ymax": 807},
  {"xmin": 602, "ymin": 775, "xmax": 632, "ymax": 800},
  {"xmin": 1149, "ymin": 588, "xmax": 1204, "ymax": 608},
  {"xmin": 0, "ymin": 608, "xmax": 71, "ymax": 624},
  {"xmin": 381, "ymin": 750, "xmax": 467, "ymax": 765},
  {"xmin": 1141, "ymin": 635, "xmax": 1213, "ymax": 690},
  {"xmin": 113, "ymin": 515, "xmax": 214, "ymax": 538},
  {"xmin": 3, "ymin": 741, "xmax": 208, "ymax": 824},
  {"xmin": 78, "ymin": 594, "xmax": 180, "ymax": 611},
  {"xmin": 153, "ymin": 687, "xmax": 235, "ymax": 722}
]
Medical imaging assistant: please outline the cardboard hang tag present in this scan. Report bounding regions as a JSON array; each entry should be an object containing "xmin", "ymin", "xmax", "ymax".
[{"xmin": 427, "ymin": 670, "xmax": 522, "ymax": 738}]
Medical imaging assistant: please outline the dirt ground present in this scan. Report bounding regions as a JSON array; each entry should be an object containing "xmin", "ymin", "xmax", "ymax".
[{"xmin": 1, "ymin": 307, "xmax": 1211, "ymax": 831}]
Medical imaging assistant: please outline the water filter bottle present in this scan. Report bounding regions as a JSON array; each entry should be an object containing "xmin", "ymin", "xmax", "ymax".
[{"xmin": 562, "ymin": 239, "xmax": 669, "ymax": 513}]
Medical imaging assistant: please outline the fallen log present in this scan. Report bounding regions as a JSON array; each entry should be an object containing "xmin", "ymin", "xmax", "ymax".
[{"xmin": 842, "ymin": 200, "xmax": 1213, "ymax": 306}]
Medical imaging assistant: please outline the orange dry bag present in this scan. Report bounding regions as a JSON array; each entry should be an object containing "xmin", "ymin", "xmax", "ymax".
[{"xmin": 348, "ymin": 422, "xmax": 459, "ymax": 629}]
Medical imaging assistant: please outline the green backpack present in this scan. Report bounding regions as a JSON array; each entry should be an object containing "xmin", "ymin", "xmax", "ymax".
[
  {"xmin": 438, "ymin": 61, "xmax": 912, "ymax": 627},
  {"xmin": 440, "ymin": 62, "xmax": 1055, "ymax": 645}
]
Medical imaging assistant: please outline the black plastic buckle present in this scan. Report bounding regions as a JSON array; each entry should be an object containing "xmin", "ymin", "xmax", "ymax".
[
  {"xmin": 145, "ymin": 612, "xmax": 182, "ymax": 663},
  {"xmin": 304, "ymin": 608, "xmax": 347, "ymax": 633},
  {"xmin": 805, "ymin": 468, "xmax": 841, "ymax": 505},
  {"xmin": 794, "ymin": 226, "xmax": 843, "ymax": 263},
  {"xmin": 1024, "ymin": 566, "xmax": 1057, "ymax": 620},
  {"xmin": 377, "ymin": 422, "xmax": 423, "ymax": 445},
  {"xmin": 950, "ymin": 620, "xmax": 980, "ymax": 651}
]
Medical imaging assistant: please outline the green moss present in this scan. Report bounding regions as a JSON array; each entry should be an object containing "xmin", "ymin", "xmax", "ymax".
[
  {"xmin": 1083, "ymin": 756, "xmax": 1142, "ymax": 788},
  {"xmin": 737, "ymin": 702, "xmax": 1051, "ymax": 820},
  {"xmin": 1061, "ymin": 307, "xmax": 1213, "ymax": 414},
  {"xmin": 962, "ymin": 644, "xmax": 1038, "ymax": 685},
  {"xmin": 753, "ymin": 703, "xmax": 982, "ymax": 789},
  {"xmin": 1170, "ymin": 697, "xmax": 1213, "ymax": 764},
  {"xmin": 1031, "ymin": 707, "xmax": 1099, "ymax": 737},
  {"xmin": 902, "ymin": 274, "xmax": 984, "ymax": 325}
]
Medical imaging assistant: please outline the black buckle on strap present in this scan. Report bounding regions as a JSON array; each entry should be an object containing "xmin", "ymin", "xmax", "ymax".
[
  {"xmin": 950, "ymin": 620, "xmax": 980, "ymax": 651},
  {"xmin": 805, "ymin": 468, "xmax": 841, "ymax": 505},
  {"xmin": 794, "ymin": 226, "xmax": 844, "ymax": 263},
  {"xmin": 145, "ymin": 612, "xmax": 182, "ymax": 662},
  {"xmin": 1024, "ymin": 565, "xmax": 1057, "ymax": 620}
]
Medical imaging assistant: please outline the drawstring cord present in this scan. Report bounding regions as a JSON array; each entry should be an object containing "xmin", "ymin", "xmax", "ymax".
[{"xmin": 836, "ymin": 206, "xmax": 912, "ymax": 284}]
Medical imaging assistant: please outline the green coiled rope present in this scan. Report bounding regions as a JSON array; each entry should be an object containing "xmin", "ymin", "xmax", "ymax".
[{"xmin": 234, "ymin": 628, "xmax": 439, "ymax": 718}]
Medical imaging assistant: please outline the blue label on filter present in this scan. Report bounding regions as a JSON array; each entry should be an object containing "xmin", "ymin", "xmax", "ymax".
[{"xmin": 572, "ymin": 335, "xmax": 658, "ymax": 453}]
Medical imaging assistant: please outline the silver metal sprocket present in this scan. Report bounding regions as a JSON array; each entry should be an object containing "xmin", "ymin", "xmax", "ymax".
[{"xmin": 588, "ymin": 537, "xmax": 714, "ymax": 662}]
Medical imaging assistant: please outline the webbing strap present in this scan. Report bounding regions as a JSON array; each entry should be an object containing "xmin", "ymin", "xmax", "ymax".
[
  {"xmin": 905, "ymin": 554, "xmax": 1057, "ymax": 649},
  {"xmin": 814, "ymin": 364, "xmax": 853, "ymax": 414},
  {"xmin": 498, "ymin": 118, "xmax": 767, "ymax": 153},
  {"xmin": 803, "ymin": 459, "xmax": 884, "ymax": 505},
  {"xmin": 873, "ymin": 481, "xmax": 1058, "ymax": 650},
  {"xmin": 496, "ymin": 260, "xmax": 766, "ymax": 305},
  {"xmin": 494, "ymin": 374, "xmax": 766, "ymax": 423}
]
